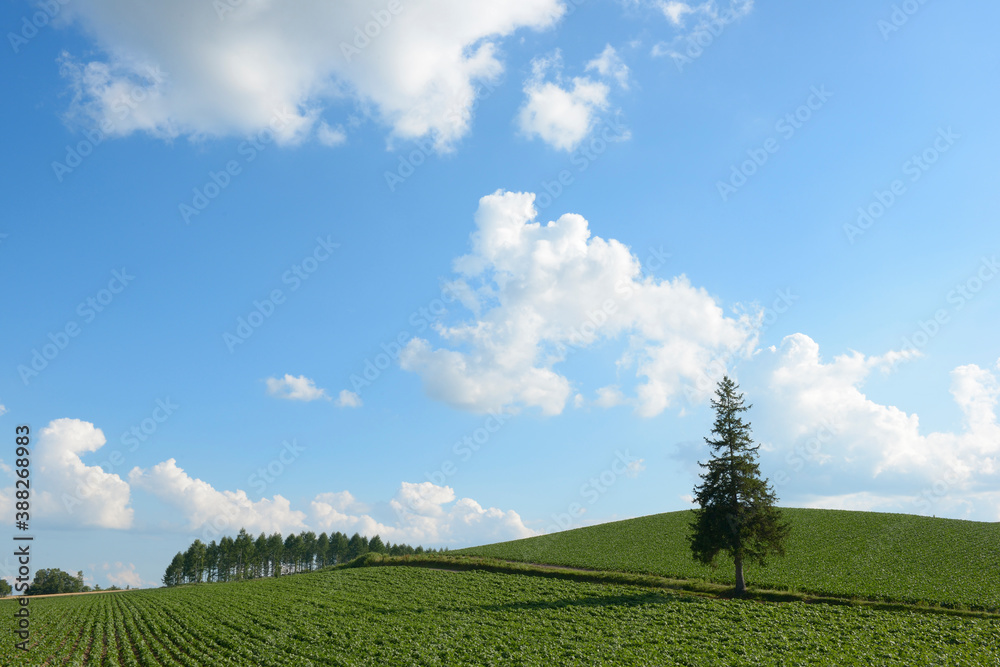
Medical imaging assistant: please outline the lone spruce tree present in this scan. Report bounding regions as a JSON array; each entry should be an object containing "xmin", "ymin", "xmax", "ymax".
[{"xmin": 690, "ymin": 376, "xmax": 789, "ymax": 596}]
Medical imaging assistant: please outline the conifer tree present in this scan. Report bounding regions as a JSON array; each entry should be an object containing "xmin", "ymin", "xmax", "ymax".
[
  {"xmin": 331, "ymin": 532, "xmax": 350, "ymax": 564},
  {"xmin": 162, "ymin": 553, "xmax": 184, "ymax": 587},
  {"xmin": 689, "ymin": 376, "xmax": 789, "ymax": 596},
  {"xmin": 368, "ymin": 535, "xmax": 385, "ymax": 554}
]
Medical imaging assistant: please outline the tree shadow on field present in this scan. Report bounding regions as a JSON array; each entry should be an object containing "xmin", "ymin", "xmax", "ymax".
[{"xmin": 472, "ymin": 590, "xmax": 703, "ymax": 614}]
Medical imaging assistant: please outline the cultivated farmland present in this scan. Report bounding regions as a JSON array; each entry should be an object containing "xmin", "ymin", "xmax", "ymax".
[
  {"xmin": 2, "ymin": 566, "xmax": 998, "ymax": 666},
  {"xmin": 459, "ymin": 508, "xmax": 1000, "ymax": 611}
]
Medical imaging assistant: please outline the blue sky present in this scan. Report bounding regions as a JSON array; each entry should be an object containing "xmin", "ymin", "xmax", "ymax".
[{"xmin": 2, "ymin": 0, "xmax": 998, "ymax": 589}]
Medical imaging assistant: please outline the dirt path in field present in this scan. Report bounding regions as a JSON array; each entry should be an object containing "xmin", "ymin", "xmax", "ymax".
[
  {"xmin": 0, "ymin": 588, "xmax": 137, "ymax": 601},
  {"xmin": 516, "ymin": 561, "xmax": 603, "ymax": 573},
  {"xmin": 400, "ymin": 558, "xmax": 611, "ymax": 575}
]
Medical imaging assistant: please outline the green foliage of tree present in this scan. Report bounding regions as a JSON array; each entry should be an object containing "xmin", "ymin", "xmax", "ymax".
[
  {"xmin": 218, "ymin": 536, "xmax": 235, "ymax": 582},
  {"xmin": 29, "ymin": 568, "xmax": 86, "ymax": 595},
  {"xmin": 283, "ymin": 533, "xmax": 302, "ymax": 574},
  {"xmin": 267, "ymin": 532, "xmax": 284, "ymax": 577},
  {"xmin": 234, "ymin": 528, "xmax": 254, "ymax": 581},
  {"xmin": 0, "ymin": 579, "xmax": 12, "ymax": 596},
  {"xmin": 316, "ymin": 533, "xmax": 330, "ymax": 568},
  {"xmin": 331, "ymin": 532, "xmax": 350, "ymax": 564},
  {"xmin": 162, "ymin": 528, "xmax": 429, "ymax": 585},
  {"xmin": 163, "ymin": 553, "xmax": 185, "ymax": 587},
  {"xmin": 368, "ymin": 535, "xmax": 386, "ymax": 554},
  {"xmin": 205, "ymin": 540, "xmax": 219, "ymax": 582},
  {"xmin": 689, "ymin": 376, "xmax": 790, "ymax": 596},
  {"xmin": 300, "ymin": 531, "xmax": 317, "ymax": 571},
  {"xmin": 183, "ymin": 540, "xmax": 207, "ymax": 584},
  {"xmin": 346, "ymin": 533, "xmax": 369, "ymax": 561}
]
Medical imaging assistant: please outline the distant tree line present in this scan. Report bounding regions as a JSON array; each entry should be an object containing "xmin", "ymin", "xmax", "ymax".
[
  {"xmin": 0, "ymin": 568, "xmax": 123, "ymax": 596},
  {"xmin": 162, "ymin": 528, "xmax": 437, "ymax": 586}
]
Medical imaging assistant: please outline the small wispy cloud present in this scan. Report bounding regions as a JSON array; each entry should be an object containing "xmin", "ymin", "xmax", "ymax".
[
  {"xmin": 266, "ymin": 374, "xmax": 330, "ymax": 402},
  {"xmin": 335, "ymin": 390, "xmax": 363, "ymax": 408}
]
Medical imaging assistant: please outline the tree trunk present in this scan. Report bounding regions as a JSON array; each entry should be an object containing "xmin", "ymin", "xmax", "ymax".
[{"xmin": 734, "ymin": 554, "xmax": 746, "ymax": 596}]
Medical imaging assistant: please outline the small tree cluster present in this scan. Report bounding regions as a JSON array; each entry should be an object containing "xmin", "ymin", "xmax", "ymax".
[
  {"xmin": 26, "ymin": 569, "xmax": 89, "ymax": 595},
  {"xmin": 162, "ymin": 528, "xmax": 434, "ymax": 586}
]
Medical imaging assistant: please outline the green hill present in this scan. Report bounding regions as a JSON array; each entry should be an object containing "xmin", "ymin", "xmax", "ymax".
[
  {"xmin": 4, "ymin": 567, "xmax": 998, "ymax": 665},
  {"xmin": 456, "ymin": 508, "xmax": 1000, "ymax": 611}
]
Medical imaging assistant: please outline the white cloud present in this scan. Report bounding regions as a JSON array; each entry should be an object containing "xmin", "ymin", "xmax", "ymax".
[
  {"xmin": 756, "ymin": 334, "xmax": 1000, "ymax": 517},
  {"xmin": 106, "ymin": 562, "xmax": 147, "ymax": 589},
  {"xmin": 595, "ymin": 385, "xmax": 628, "ymax": 408},
  {"xmin": 0, "ymin": 404, "xmax": 7, "ymax": 416},
  {"xmin": 400, "ymin": 190, "xmax": 759, "ymax": 417},
  {"xmin": 650, "ymin": 0, "xmax": 754, "ymax": 60},
  {"xmin": 336, "ymin": 390, "xmax": 363, "ymax": 408},
  {"xmin": 58, "ymin": 0, "xmax": 565, "ymax": 151},
  {"xmin": 266, "ymin": 374, "xmax": 330, "ymax": 402},
  {"xmin": 311, "ymin": 481, "xmax": 534, "ymax": 545},
  {"xmin": 656, "ymin": 0, "xmax": 753, "ymax": 27},
  {"xmin": 314, "ymin": 490, "xmax": 366, "ymax": 513},
  {"xmin": 585, "ymin": 44, "xmax": 630, "ymax": 89},
  {"xmin": 317, "ymin": 121, "xmax": 346, "ymax": 147},
  {"xmin": 33, "ymin": 419, "xmax": 133, "ymax": 529},
  {"xmin": 517, "ymin": 50, "xmax": 612, "ymax": 152},
  {"xmin": 660, "ymin": 1, "xmax": 697, "ymax": 26},
  {"xmin": 124, "ymin": 456, "xmax": 529, "ymax": 545},
  {"xmin": 129, "ymin": 459, "xmax": 308, "ymax": 535},
  {"xmin": 625, "ymin": 458, "xmax": 647, "ymax": 477}
]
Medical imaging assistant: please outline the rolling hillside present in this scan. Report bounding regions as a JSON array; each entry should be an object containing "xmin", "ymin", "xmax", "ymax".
[
  {"xmin": 3, "ymin": 566, "xmax": 998, "ymax": 665},
  {"xmin": 457, "ymin": 508, "xmax": 1000, "ymax": 611},
  {"xmin": 4, "ymin": 507, "xmax": 998, "ymax": 664}
]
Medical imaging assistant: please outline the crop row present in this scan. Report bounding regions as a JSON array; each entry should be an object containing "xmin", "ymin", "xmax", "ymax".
[
  {"xmin": 2, "ymin": 566, "xmax": 998, "ymax": 665},
  {"xmin": 459, "ymin": 508, "xmax": 1000, "ymax": 611}
]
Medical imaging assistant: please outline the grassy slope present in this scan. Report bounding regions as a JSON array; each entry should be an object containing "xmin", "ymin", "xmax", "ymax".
[
  {"xmin": 456, "ymin": 508, "xmax": 1000, "ymax": 611},
  {"xmin": 4, "ymin": 567, "xmax": 998, "ymax": 665}
]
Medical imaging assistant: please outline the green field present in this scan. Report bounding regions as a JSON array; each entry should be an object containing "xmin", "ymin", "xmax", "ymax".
[
  {"xmin": 4, "ymin": 508, "xmax": 997, "ymax": 665},
  {"xmin": 3, "ymin": 566, "xmax": 999, "ymax": 666},
  {"xmin": 458, "ymin": 508, "xmax": 1000, "ymax": 611}
]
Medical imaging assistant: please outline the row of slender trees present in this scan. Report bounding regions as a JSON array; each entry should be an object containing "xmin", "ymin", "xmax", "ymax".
[{"xmin": 162, "ymin": 528, "xmax": 436, "ymax": 586}]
